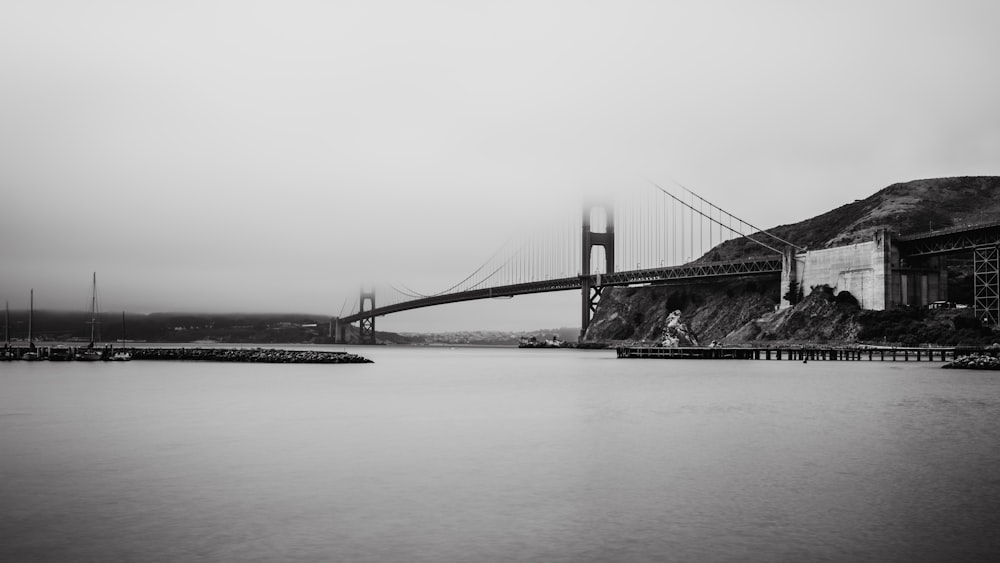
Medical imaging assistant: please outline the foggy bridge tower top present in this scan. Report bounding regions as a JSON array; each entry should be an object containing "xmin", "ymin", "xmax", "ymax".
[
  {"xmin": 582, "ymin": 201, "xmax": 615, "ymax": 277},
  {"xmin": 580, "ymin": 201, "xmax": 615, "ymax": 341}
]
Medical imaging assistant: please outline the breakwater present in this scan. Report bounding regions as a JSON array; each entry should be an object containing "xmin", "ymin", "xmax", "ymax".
[
  {"xmin": 943, "ymin": 354, "xmax": 1000, "ymax": 370},
  {"xmin": 2, "ymin": 345, "xmax": 372, "ymax": 364},
  {"xmin": 129, "ymin": 347, "xmax": 372, "ymax": 363},
  {"xmin": 616, "ymin": 345, "xmax": 996, "ymax": 362}
]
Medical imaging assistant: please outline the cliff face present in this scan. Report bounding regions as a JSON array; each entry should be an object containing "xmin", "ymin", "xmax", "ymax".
[
  {"xmin": 723, "ymin": 287, "xmax": 862, "ymax": 345},
  {"xmin": 583, "ymin": 278, "xmax": 780, "ymax": 344},
  {"xmin": 587, "ymin": 282, "xmax": 997, "ymax": 347}
]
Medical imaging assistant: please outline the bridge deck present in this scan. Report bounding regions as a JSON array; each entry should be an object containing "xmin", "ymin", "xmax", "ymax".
[
  {"xmin": 896, "ymin": 221, "xmax": 1000, "ymax": 257},
  {"xmin": 340, "ymin": 256, "xmax": 782, "ymax": 324}
]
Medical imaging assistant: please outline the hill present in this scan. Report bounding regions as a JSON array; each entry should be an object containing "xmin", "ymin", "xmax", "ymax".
[
  {"xmin": 701, "ymin": 176, "xmax": 1000, "ymax": 262},
  {"xmin": 5, "ymin": 311, "xmax": 337, "ymax": 344}
]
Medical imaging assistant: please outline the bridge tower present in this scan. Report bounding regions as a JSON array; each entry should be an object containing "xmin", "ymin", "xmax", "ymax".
[
  {"xmin": 580, "ymin": 202, "xmax": 615, "ymax": 341},
  {"xmin": 359, "ymin": 289, "xmax": 376, "ymax": 345},
  {"xmin": 330, "ymin": 316, "xmax": 347, "ymax": 344}
]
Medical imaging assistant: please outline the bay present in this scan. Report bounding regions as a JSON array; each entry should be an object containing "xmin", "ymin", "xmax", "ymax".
[{"xmin": 2, "ymin": 346, "xmax": 999, "ymax": 562}]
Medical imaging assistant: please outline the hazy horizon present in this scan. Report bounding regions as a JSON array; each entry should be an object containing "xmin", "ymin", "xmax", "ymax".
[{"xmin": 3, "ymin": 1, "xmax": 999, "ymax": 332}]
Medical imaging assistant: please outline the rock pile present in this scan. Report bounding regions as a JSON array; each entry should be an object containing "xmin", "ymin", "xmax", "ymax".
[
  {"xmin": 129, "ymin": 347, "xmax": 372, "ymax": 364},
  {"xmin": 943, "ymin": 354, "xmax": 1000, "ymax": 370},
  {"xmin": 659, "ymin": 310, "xmax": 699, "ymax": 347}
]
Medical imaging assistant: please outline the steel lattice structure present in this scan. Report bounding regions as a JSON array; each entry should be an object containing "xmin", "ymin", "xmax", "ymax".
[
  {"xmin": 358, "ymin": 290, "xmax": 376, "ymax": 345},
  {"xmin": 974, "ymin": 246, "xmax": 999, "ymax": 326},
  {"xmin": 895, "ymin": 221, "xmax": 1000, "ymax": 257},
  {"xmin": 596, "ymin": 256, "xmax": 782, "ymax": 286}
]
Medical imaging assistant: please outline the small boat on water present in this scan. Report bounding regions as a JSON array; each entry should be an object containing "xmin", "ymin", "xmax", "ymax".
[
  {"xmin": 22, "ymin": 289, "xmax": 41, "ymax": 361},
  {"xmin": 75, "ymin": 273, "xmax": 103, "ymax": 361},
  {"xmin": 111, "ymin": 311, "xmax": 131, "ymax": 361},
  {"xmin": 110, "ymin": 350, "xmax": 132, "ymax": 361},
  {"xmin": 2, "ymin": 301, "xmax": 13, "ymax": 361},
  {"xmin": 518, "ymin": 335, "xmax": 575, "ymax": 349},
  {"xmin": 76, "ymin": 345, "xmax": 103, "ymax": 361},
  {"xmin": 49, "ymin": 345, "xmax": 73, "ymax": 361}
]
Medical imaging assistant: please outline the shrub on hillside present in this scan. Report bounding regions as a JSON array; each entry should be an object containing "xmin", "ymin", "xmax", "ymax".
[
  {"xmin": 835, "ymin": 290, "xmax": 859, "ymax": 308},
  {"xmin": 953, "ymin": 314, "xmax": 984, "ymax": 331},
  {"xmin": 811, "ymin": 284, "xmax": 836, "ymax": 300},
  {"xmin": 858, "ymin": 308, "xmax": 925, "ymax": 342},
  {"xmin": 859, "ymin": 307, "xmax": 1000, "ymax": 346}
]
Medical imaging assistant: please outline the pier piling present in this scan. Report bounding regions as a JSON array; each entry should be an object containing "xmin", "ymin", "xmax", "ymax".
[{"xmin": 615, "ymin": 346, "xmax": 991, "ymax": 362}]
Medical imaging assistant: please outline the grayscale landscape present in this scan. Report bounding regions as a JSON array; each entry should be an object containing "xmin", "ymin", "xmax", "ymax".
[{"xmin": 2, "ymin": 2, "xmax": 999, "ymax": 562}]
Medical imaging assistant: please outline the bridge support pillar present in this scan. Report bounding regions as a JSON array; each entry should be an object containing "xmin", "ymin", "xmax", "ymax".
[
  {"xmin": 974, "ymin": 245, "xmax": 999, "ymax": 326},
  {"xmin": 330, "ymin": 317, "xmax": 347, "ymax": 344},
  {"xmin": 359, "ymin": 289, "xmax": 376, "ymax": 345},
  {"xmin": 779, "ymin": 245, "xmax": 799, "ymax": 309},
  {"xmin": 580, "ymin": 202, "xmax": 614, "ymax": 341},
  {"xmin": 581, "ymin": 281, "xmax": 604, "ymax": 340}
]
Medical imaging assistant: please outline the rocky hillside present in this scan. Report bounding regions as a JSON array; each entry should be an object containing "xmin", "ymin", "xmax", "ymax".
[
  {"xmin": 587, "ymin": 279, "xmax": 997, "ymax": 347},
  {"xmin": 584, "ymin": 278, "xmax": 779, "ymax": 344},
  {"xmin": 726, "ymin": 285, "xmax": 998, "ymax": 347},
  {"xmin": 723, "ymin": 286, "xmax": 862, "ymax": 345},
  {"xmin": 584, "ymin": 176, "xmax": 1000, "ymax": 345}
]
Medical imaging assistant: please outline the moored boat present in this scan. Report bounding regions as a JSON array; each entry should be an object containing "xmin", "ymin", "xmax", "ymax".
[
  {"xmin": 49, "ymin": 345, "xmax": 74, "ymax": 361},
  {"xmin": 75, "ymin": 345, "xmax": 103, "ymax": 361},
  {"xmin": 518, "ymin": 335, "xmax": 575, "ymax": 348},
  {"xmin": 2, "ymin": 301, "xmax": 12, "ymax": 361},
  {"xmin": 75, "ymin": 273, "xmax": 103, "ymax": 361},
  {"xmin": 110, "ymin": 349, "xmax": 132, "ymax": 361},
  {"xmin": 111, "ymin": 311, "xmax": 131, "ymax": 361},
  {"xmin": 22, "ymin": 289, "xmax": 41, "ymax": 361}
]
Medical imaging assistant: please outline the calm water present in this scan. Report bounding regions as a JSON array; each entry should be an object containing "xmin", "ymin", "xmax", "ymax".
[{"xmin": 2, "ymin": 346, "xmax": 999, "ymax": 562}]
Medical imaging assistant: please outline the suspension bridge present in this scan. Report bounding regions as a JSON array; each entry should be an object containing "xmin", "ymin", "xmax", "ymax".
[
  {"xmin": 334, "ymin": 183, "xmax": 1000, "ymax": 344},
  {"xmin": 334, "ymin": 184, "xmax": 800, "ymax": 344}
]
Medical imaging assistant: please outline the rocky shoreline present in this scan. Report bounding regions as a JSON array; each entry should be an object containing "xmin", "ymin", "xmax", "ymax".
[
  {"xmin": 128, "ymin": 347, "xmax": 372, "ymax": 364},
  {"xmin": 942, "ymin": 354, "xmax": 1000, "ymax": 370}
]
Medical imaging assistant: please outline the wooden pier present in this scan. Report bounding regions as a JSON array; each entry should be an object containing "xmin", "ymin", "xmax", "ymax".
[{"xmin": 615, "ymin": 346, "xmax": 992, "ymax": 362}]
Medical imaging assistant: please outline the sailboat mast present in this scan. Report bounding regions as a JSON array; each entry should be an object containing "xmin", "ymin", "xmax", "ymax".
[
  {"xmin": 89, "ymin": 272, "xmax": 98, "ymax": 346},
  {"xmin": 28, "ymin": 289, "xmax": 33, "ymax": 346},
  {"xmin": 4, "ymin": 301, "xmax": 8, "ymax": 346}
]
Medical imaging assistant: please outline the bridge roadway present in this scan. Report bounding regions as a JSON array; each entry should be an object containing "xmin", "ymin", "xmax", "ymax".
[
  {"xmin": 339, "ymin": 256, "xmax": 782, "ymax": 324},
  {"xmin": 895, "ymin": 220, "xmax": 1000, "ymax": 257}
]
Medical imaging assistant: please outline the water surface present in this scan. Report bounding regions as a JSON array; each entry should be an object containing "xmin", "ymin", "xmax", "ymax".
[{"xmin": 2, "ymin": 347, "xmax": 999, "ymax": 561}]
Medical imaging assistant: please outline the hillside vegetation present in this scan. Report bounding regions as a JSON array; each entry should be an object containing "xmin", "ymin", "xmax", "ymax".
[{"xmin": 701, "ymin": 176, "xmax": 1000, "ymax": 262}]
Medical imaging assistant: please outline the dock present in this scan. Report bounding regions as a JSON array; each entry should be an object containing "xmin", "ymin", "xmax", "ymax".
[{"xmin": 615, "ymin": 346, "xmax": 995, "ymax": 362}]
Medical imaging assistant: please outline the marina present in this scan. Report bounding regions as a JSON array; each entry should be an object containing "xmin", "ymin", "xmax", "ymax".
[{"xmin": 3, "ymin": 344, "xmax": 125, "ymax": 362}]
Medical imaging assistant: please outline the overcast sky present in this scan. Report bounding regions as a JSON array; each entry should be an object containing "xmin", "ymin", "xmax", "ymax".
[{"xmin": 2, "ymin": 0, "xmax": 999, "ymax": 332}]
